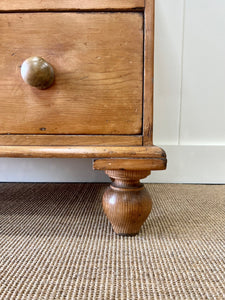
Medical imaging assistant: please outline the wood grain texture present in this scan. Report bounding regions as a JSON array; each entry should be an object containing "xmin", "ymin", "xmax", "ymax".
[
  {"xmin": 93, "ymin": 158, "xmax": 166, "ymax": 170},
  {"xmin": 103, "ymin": 170, "xmax": 152, "ymax": 235},
  {"xmin": 143, "ymin": 0, "xmax": 155, "ymax": 145},
  {"xmin": 0, "ymin": 12, "xmax": 143, "ymax": 135},
  {"xmin": 0, "ymin": 0, "xmax": 145, "ymax": 11},
  {"xmin": 0, "ymin": 146, "xmax": 166, "ymax": 158},
  {"xmin": 0, "ymin": 135, "xmax": 142, "ymax": 146}
]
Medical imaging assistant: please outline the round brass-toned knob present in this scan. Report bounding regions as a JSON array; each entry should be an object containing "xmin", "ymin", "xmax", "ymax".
[{"xmin": 21, "ymin": 56, "xmax": 55, "ymax": 89}]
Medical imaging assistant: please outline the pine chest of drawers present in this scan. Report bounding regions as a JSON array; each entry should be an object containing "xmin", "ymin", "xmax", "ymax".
[{"xmin": 0, "ymin": 0, "xmax": 166, "ymax": 235}]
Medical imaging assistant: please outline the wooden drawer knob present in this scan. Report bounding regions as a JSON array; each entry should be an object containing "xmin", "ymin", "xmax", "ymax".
[{"xmin": 21, "ymin": 56, "xmax": 54, "ymax": 89}]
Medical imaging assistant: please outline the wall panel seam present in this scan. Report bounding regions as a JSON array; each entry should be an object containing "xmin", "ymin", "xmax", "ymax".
[{"xmin": 178, "ymin": 0, "xmax": 186, "ymax": 145}]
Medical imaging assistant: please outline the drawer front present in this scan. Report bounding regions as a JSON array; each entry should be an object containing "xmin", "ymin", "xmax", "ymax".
[
  {"xmin": 0, "ymin": 12, "xmax": 143, "ymax": 135},
  {"xmin": 0, "ymin": 0, "xmax": 145, "ymax": 11}
]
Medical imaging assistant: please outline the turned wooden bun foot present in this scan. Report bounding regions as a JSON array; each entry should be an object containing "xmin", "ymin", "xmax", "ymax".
[{"xmin": 103, "ymin": 170, "xmax": 152, "ymax": 236}]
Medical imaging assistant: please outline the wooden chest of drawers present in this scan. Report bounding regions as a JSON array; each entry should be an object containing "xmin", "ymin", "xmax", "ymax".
[{"xmin": 0, "ymin": 0, "xmax": 166, "ymax": 235}]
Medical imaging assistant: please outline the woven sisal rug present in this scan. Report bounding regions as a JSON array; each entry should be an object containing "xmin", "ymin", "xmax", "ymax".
[{"xmin": 0, "ymin": 183, "xmax": 224, "ymax": 299}]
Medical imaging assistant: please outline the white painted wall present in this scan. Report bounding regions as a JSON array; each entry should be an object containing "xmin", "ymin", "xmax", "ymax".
[
  {"xmin": 151, "ymin": 0, "xmax": 225, "ymax": 183},
  {"xmin": 0, "ymin": 0, "xmax": 225, "ymax": 183}
]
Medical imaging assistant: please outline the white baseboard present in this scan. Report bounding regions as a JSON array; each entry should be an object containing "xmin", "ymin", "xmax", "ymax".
[
  {"xmin": 145, "ymin": 145, "xmax": 225, "ymax": 184},
  {"xmin": 0, "ymin": 145, "xmax": 224, "ymax": 183},
  {"xmin": 0, "ymin": 158, "xmax": 109, "ymax": 183}
]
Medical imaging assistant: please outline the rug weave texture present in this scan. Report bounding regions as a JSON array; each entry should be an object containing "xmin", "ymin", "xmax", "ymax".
[{"xmin": 0, "ymin": 183, "xmax": 224, "ymax": 300}]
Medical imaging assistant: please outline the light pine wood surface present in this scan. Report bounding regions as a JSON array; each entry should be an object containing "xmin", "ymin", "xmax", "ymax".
[
  {"xmin": 0, "ymin": 135, "xmax": 142, "ymax": 146},
  {"xmin": 143, "ymin": 0, "xmax": 155, "ymax": 145},
  {"xmin": 0, "ymin": 146, "xmax": 166, "ymax": 158},
  {"xmin": 93, "ymin": 158, "xmax": 166, "ymax": 170},
  {"xmin": 0, "ymin": 0, "xmax": 144, "ymax": 11},
  {"xmin": 0, "ymin": 12, "xmax": 143, "ymax": 135}
]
